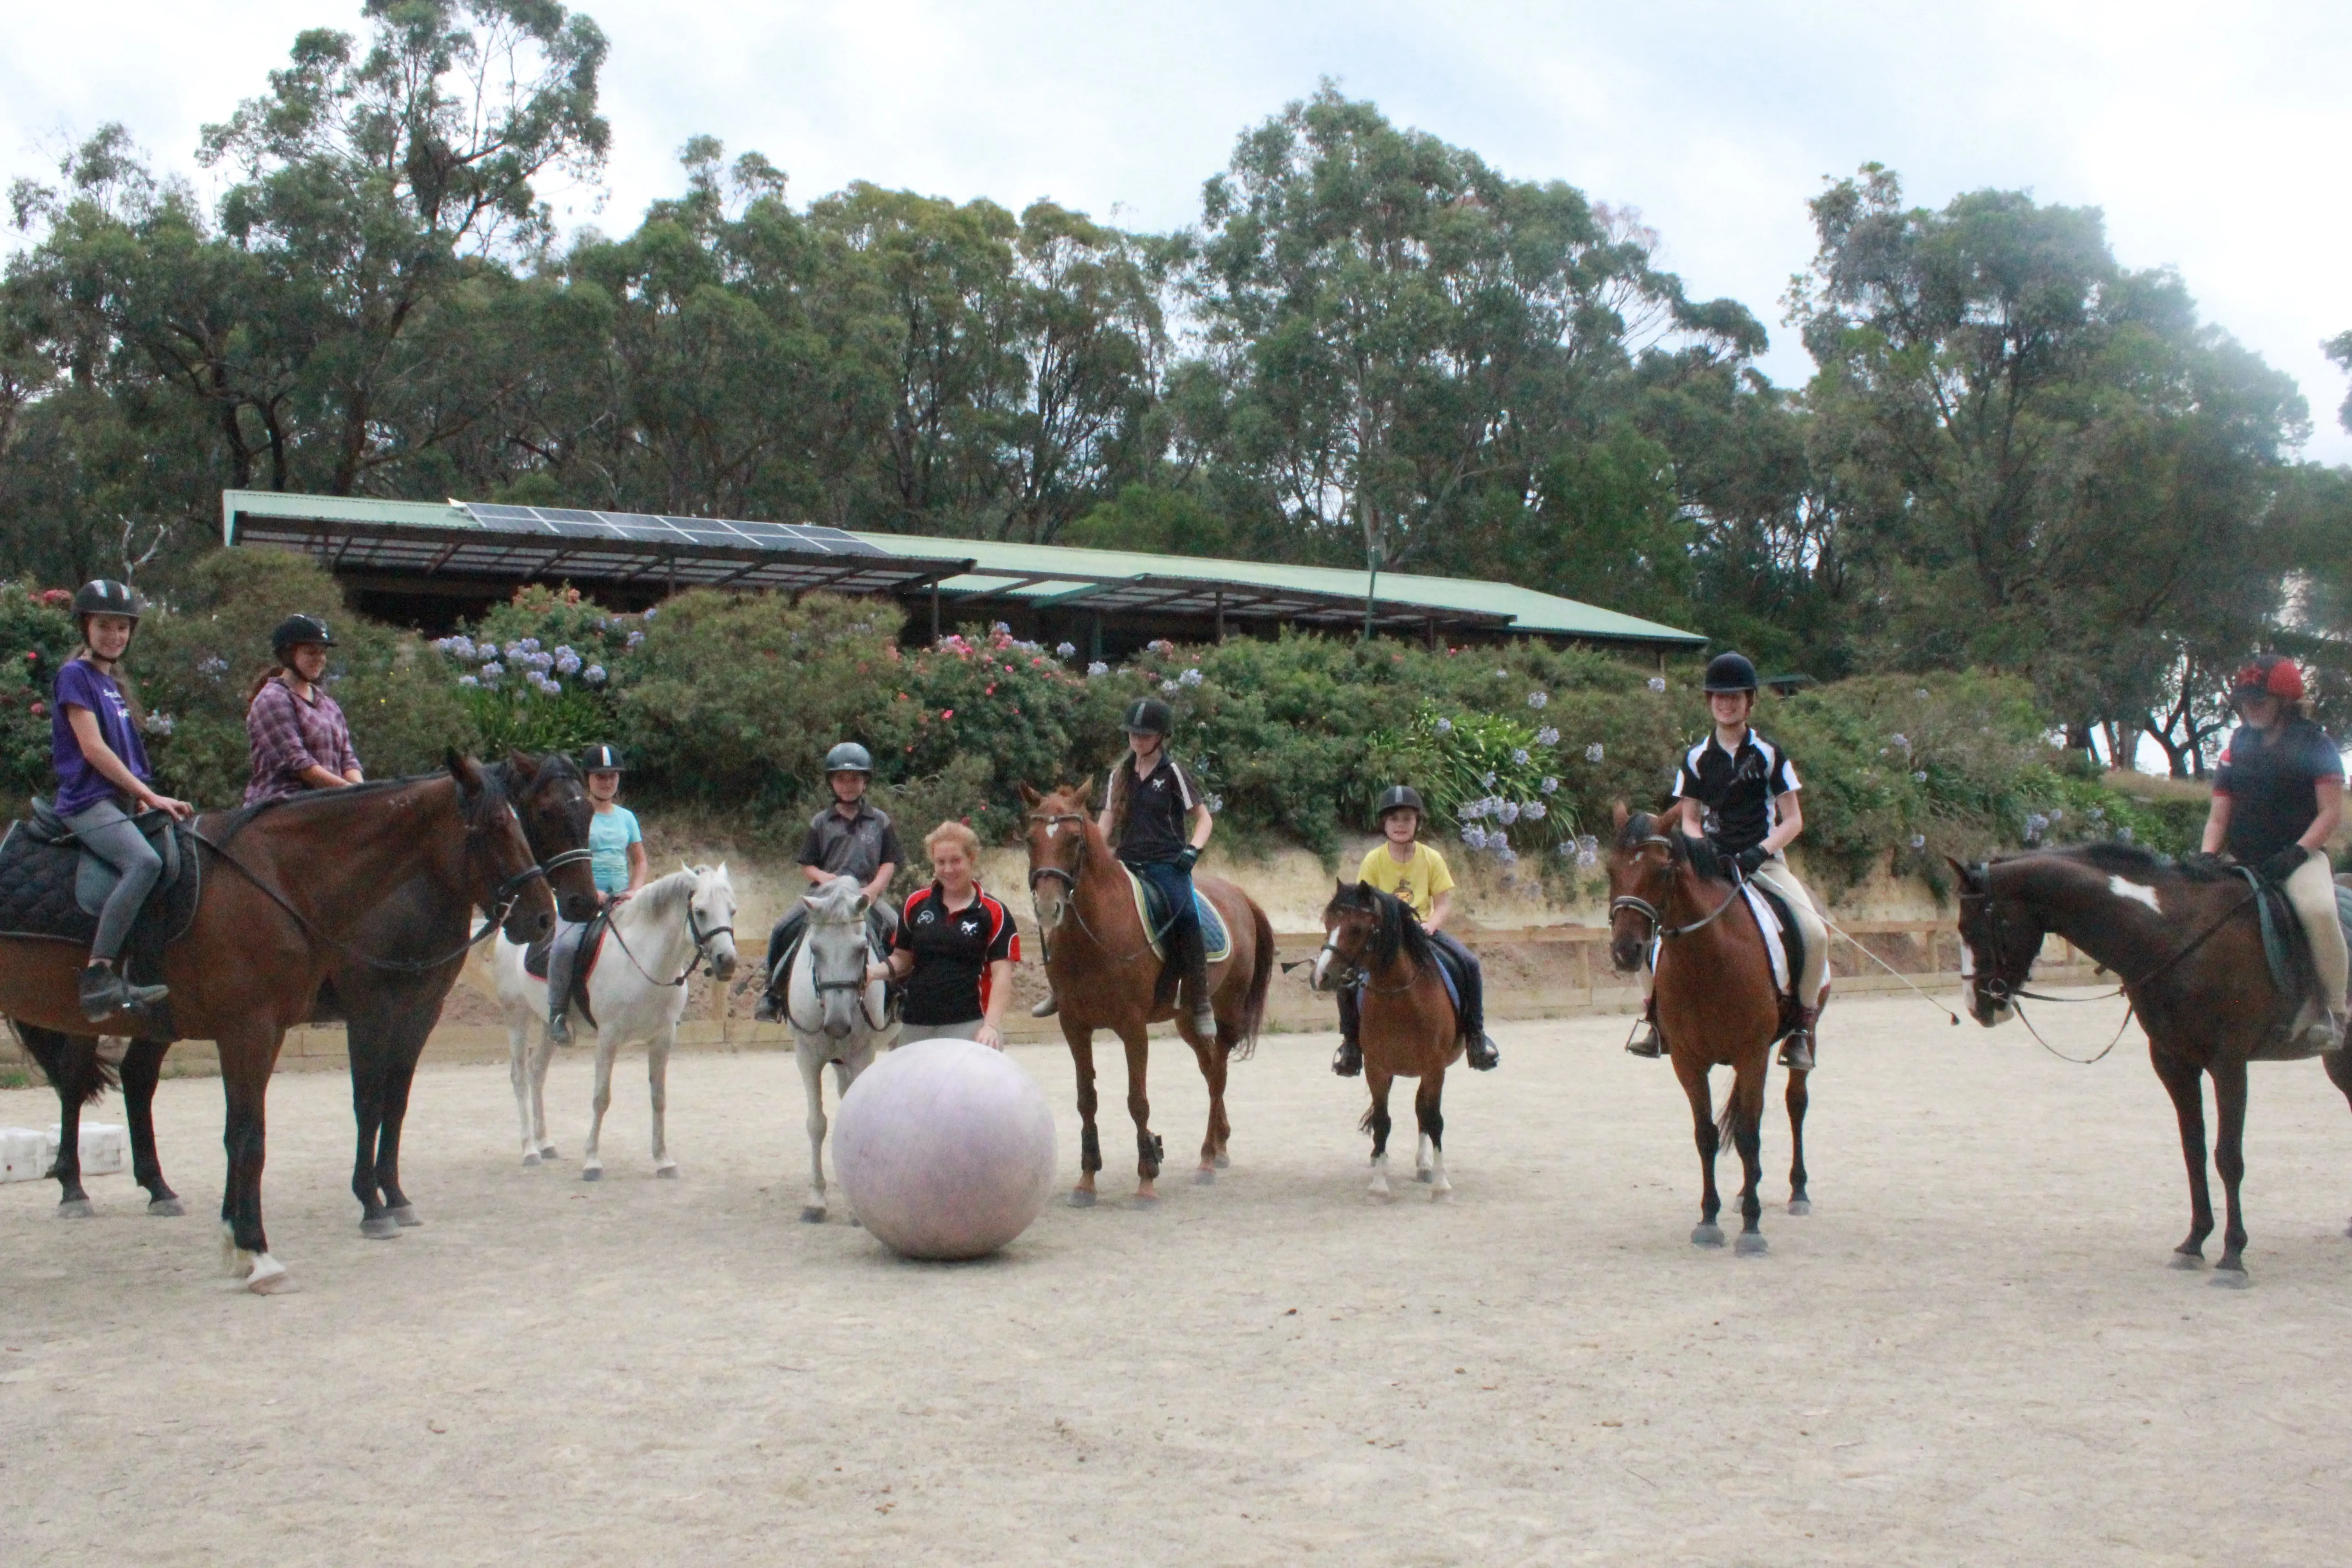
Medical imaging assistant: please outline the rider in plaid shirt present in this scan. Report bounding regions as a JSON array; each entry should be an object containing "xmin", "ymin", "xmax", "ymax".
[{"xmin": 243, "ymin": 615, "xmax": 363, "ymax": 806}]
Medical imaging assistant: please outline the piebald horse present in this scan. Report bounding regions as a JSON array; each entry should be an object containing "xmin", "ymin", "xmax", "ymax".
[
  {"xmin": 1019, "ymin": 781, "xmax": 1275, "ymax": 1205},
  {"xmin": 6, "ymin": 755, "xmax": 554, "ymax": 1292},
  {"xmin": 1954, "ymin": 843, "xmax": 2352, "ymax": 1284}
]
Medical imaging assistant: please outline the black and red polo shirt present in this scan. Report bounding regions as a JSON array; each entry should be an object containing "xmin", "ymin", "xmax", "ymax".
[{"xmin": 893, "ymin": 881, "xmax": 1020, "ymax": 1027}]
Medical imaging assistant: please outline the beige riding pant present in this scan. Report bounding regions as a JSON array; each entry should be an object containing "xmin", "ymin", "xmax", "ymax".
[
  {"xmin": 2286, "ymin": 854, "xmax": 2349, "ymax": 1015},
  {"xmin": 1638, "ymin": 853, "xmax": 1831, "ymax": 1011}
]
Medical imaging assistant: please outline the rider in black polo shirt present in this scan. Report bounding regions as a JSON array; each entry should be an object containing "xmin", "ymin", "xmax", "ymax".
[
  {"xmin": 1108, "ymin": 697, "xmax": 1217, "ymax": 1035},
  {"xmin": 755, "ymin": 741, "xmax": 903, "ymax": 1022},
  {"xmin": 1628, "ymin": 651, "xmax": 1831, "ymax": 1069}
]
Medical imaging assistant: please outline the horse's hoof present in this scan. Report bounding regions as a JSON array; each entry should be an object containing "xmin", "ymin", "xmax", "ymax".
[
  {"xmin": 656, "ymin": 1166, "xmax": 679, "ymax": 1180},
  {"xmin": 56, "ymin": 1198, "xmax": 94, "ymax": 1219},
  {"xmin": 2211, "ymin": 1267, "xmax": 2253, "ymax": 1290},
  {"xmin": 538, "ymin": 1147, "xmax": 561, "ymax": 1162},
  {"xmin": 1367, "ymin": 1185, "xmax": 1392, "ymax": 1201},
  {"xmin": 1735, "ymin": 1233, "xmax": 1769, "ymax": 1256},
  {"xmin": 581, "ymin": 1167, "xmax": 603, "ymax": 1182},
  {"xmin": 521, "ymin": 1151, "xmax": 540, "ymax": 1167},
  {"xmin": 1192, "ymin": 1167, "xmax": 1216, "ymax": 1186},
  {"xmin": 799, "ymin": 1206, "xmax": 826, "ymax": 1224},
  {"xmin": 1213, "ymin": 1153, "xmax": 1230, "ymax": 1170},
  {"xmin": 246, "ymin": 1262, "xmax": 296, "ymax": 1296},
  {"xmin": 2169, "ymin": 1250, "xmax": 2206, "ymax": 1271},
  {"xmin": 359, "ymin": 1215, "xmax": 402, "ymax": 1240},
  {"xmin": 1787, "ymin": 1198, "xmax": 1811, "ymax": 1216},
  {"xmin": 1429, "ymin": 1185, "xmax": 1454, "ymax": 1203},
  {"xmin": 1690, "ymin": 1223, "xmax": 1724, "ymax": 1248},
  {"xmin": 147, "ymin": 1197, "xmax": 185, "ymax": 1218},
  {"xmin": 1066, "ymin": 1189, "xmax": 1097, "ymax": 1208},
  {"xmin": 848, "ymin": 1216, "xmax": 863, "ymax": 1229},
  {"xmin": 389, "ymin": 1205, "xmax": 421, "ymax": 1228},
  {"xmin": 1130, "ymin": 1192, "xmax": 1160, "ymax": 1210}
]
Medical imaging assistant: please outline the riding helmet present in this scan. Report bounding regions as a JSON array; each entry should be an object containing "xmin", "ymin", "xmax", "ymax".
[
  {"xmin": 1376, "ymin": 784, "xmax": 1426, "ymax": 821},
  {"xmin": 270, "ymin": 613, "xmax": 336, "ymax": 656},
  {"xmin": 579, "ymin": 742, "xmax": 624, "ymax": 773},
  {"xmin": 823, "ymin": 741, "xmax": 873, "ymax": 775},
  {"xmin": 1122, "ymin": 697, "xmax": 1174, "ymax": 736},
  {"xmin": 1702, "ymin": 651, "xmax": 1760, "ymax": 694},
  {"xmin": 71, "ymin": 579, "xmax": 145, "ymax": 622},
  {"xmin": 2229, "ymin": 655, "xmax": 2305, "ymax": 706}
]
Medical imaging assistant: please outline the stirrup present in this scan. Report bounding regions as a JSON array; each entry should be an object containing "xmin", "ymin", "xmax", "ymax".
[
  {"xmin": 1465, "ymin": 1031, "xmax": 1499, "ymax": 1071},
  {"xmin": 78, "ymin": 963, "xmax": 166, "ymax": 1023},
  {"xmin": 547, "ymin": 1009, "xmax": 573, "ymax": 1045},
  {"xmin": 1332, "ymin": 1038, "xmax": 1362, "ymax": 1078},
  {"xmin": 1030, "ymin": 993, "xmax": 1059, "ymax": 1019},
  {"xmin": 1778, "ymin": 1029, "xmax": 1815, "ymax": 1071},
  {"xmin": 1626, "ymin": 1022, "xmax": 1666, "ymax": 1058},
  {"xmin": 752, "ymin": 988, "xmax": 784, "ymax": 1024}
]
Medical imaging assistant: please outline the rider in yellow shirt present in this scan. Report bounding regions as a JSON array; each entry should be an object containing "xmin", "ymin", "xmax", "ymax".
[{"xmin": 1333, "ymin": 785, "xmax": 1499, "ymax": 1077}]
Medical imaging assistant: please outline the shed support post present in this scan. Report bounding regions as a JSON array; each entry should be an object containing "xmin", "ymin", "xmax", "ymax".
[
  {"xmin": 1215, "ymin": 589, "xmax": 1225, "ymax": 642},
  {"xmin": 931, "ymin": 581, "xmax": 941, "ymax": 642}
]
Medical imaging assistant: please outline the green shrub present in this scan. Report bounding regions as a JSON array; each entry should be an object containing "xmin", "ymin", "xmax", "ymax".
[{"xmin": 0, "ymin": 584, "xmax": 80, "ymax": 801}]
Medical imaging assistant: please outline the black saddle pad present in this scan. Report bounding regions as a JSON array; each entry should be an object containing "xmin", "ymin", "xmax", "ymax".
[
  {"xmin": 526, "ymin": 909, "xmax": 610, "ymax": 1029},
  {"xmin": 0, "ymin": 814, "xmax": 201, "ymax": 985}
]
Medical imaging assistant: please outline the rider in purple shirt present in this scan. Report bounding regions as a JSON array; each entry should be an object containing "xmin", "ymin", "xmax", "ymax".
[{"xmin": 49, "ymin": 581, "xmax": 193, "ymax": 1021}]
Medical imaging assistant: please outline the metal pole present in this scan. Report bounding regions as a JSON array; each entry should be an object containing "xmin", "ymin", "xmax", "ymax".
[
  {"xmin": 1215, "ymin": 589, "xmax": 1225, "ymax": 642},
  {"xmin": 931, "ymin": 580, "xmax": 941, "ymax": 641}
]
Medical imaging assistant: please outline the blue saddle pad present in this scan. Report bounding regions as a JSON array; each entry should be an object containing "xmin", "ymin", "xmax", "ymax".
[{"xmin": 1127, "ymin": 870, "xmax": 1233, "ymax": 965}]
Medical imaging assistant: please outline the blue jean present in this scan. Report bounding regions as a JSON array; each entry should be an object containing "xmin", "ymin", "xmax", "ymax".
[
  {"xmin": 1123, "ymin": 857, "xmax": 1199, "ymax": 947},
  {"xmin": 64, "ymin": 798, "xmax": 162, "ymax": 963}
]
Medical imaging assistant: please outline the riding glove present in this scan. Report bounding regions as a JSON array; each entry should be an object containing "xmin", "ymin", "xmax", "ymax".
[
  {"xmin": 1732, "ymin": 845, "xmax": 1769, "ymax": 877},
  {"xmin": 1173, "ymin": 846, "xmax": 1200, "ymax": 873},
  {"xmin": 2259, "ymin": 844, "xmax": 2311, "ymax": 885}
]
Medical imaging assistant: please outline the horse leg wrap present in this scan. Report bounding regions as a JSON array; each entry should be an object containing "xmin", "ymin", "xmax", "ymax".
[
  {"xmin": 1138, "ymin": 1131, "xmax": 1164, "ymax": 1171},
  {"xmin": 1080, "ymin": 1125, "xmax": 1102, "ymax": 1173}
]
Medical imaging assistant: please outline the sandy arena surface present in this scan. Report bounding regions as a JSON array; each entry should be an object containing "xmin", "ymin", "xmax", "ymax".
[{"xmin": 5, "ymin": 993, "xmax": 2352, "ymax": 1566}]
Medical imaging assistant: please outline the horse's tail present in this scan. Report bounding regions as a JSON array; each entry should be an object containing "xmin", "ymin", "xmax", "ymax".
[
  {"xmin": 10, "ymin": 1021, "xmax": 114, "ymax": 1105},
  {"xmin": 1231, "ymin": 897, "xmax": 1276, "ymax": 1062},
  {"xmin": 1715, "ymin": 1098, "xmax": 1736, "ymax": 1148}
]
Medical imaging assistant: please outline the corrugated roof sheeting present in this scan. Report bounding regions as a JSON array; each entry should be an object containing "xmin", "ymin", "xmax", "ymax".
[{"xmin": 220, "ymin": 490, "xmax": 1705, "ymax": 647}]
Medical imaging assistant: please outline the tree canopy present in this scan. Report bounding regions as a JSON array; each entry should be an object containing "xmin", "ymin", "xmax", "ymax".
[{"xmin": 5, "ymin": 8, "xmax": 2349, "ymax": 774}]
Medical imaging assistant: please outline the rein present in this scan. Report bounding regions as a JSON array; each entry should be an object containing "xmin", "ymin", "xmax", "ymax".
[
  {"xmin": 603, "ymin": 888, "xmax": 733, "ymax": 990},
  {"xmin": 1966, "ymin": 863, "xmax": 2262, "ymax": 1065},
  {"xmin": 1027, "ymin": 810, "xmax": 1156, "ymax": 966},
  {"xmin": 1610, "ymin": 835, "xmax": 1743, "ymax": 941},
  {"xmin": 189, "ymin": 798, "xmax": 549, "ymax": 974}
]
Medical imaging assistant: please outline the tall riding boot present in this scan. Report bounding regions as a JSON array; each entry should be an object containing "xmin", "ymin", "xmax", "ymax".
[
  {"xmin": 1778, "ymin": 1006, "xmax": 1819, "ymax": 1071},
  {"xmin": 754, "ymin": 910, "xmax": 807, "ymax": 1024},
  {"xmin": 1454, "ymin": 951, "xmax": 1499, "ymax": 1071},
  {"xmin": 1031, "ymin": 990, "xmax": 1059, "ymax": 1018},
  {"xmin": 1332, "ymin": 983, "xmax": 1362, "ymax": 1077},
  {"xmin": 1177, "ymin": 926, "xmax": 1216, "ymax": 1036}
]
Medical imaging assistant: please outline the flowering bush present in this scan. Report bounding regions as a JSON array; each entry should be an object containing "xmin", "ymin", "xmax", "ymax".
[{"xmin": 0, "ymin": 585, "xmax": 80, "ymax": 801}]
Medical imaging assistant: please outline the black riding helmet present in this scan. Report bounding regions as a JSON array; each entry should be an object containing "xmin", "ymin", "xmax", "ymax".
[
  {"xmin": 823, "ymin": 741, "xmax": 873, "ymax": 774},
  {"xmin": 1122, "ymin": 697, "xmax": 1174, "ymax": 736},
  {"xmin": 1376, "ymin": 784, "xmax": 1426, "ymax": 822},
  {"xmin": 1703, "ymin": 651, "xmax": 1760, "ymax": 694},
  {"xmin": 73, "ymin": 579, "xmax": 146, "ymax": 622},
  {"xmin": 270, "ymin": 613, "xmax": 336, "ymax": 658},
  {"xmin": 579, "ymin": 743, "xmax": 624, "ymax": 773}
]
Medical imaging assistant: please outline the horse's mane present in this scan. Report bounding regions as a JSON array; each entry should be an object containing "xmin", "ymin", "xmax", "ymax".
[
  {"xmin": 2007, "ymin": 841, "xmax": 2234, "ymax": 885},
  {"xmin": 803, "ymin": 871, "xmax": 867, "ymax": 922},
  {"xmin": 1615, "ymin": 809, "xmax": 1729, "ymax": 883},
  {"xmin": 1333, "ymin": 880, "xmax": 1435, "ymax": 976}
]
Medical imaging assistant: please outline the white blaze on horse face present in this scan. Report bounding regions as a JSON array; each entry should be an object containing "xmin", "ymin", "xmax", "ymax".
[
  {"xmin": 1311, "ymin": 933, "xmax": 1339, "ymax": 992},
  {"xmin": 2109, "ymin": 875, "xmax": 2162, "ymax": 914},
  {"xmin": 1958, "ymin": 941, "xmax": 1974, "ymax": 978}
]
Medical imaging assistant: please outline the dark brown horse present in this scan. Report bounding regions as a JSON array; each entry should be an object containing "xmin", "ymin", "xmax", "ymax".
[
  {"xmin": 5, "ymin": 755, "xmax": 554, "ymax": 1292},
  {"xmin": 1018, "ymin": 781, "xmax": 1275, "ymax": 1205},
  {"xmin": 1312, "ymin": 880, "xmax": 1462, "ymax": 1199},
  {"xmin": 1954, "ymin": 843, "xmax": 2352, "ymax": 1285},
  {"xmin": 1607, "ymin": 804, "xmax": 1814, "ymax": 1253},
  {"xmin": 18, "ymin": 753, "xmax": 594, "ymax": 1243}
]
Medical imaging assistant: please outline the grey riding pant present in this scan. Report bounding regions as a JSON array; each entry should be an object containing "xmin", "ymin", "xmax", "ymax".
[{"xmin": 64, "ymin": 798, "xmax": 162, "ymax": 962}]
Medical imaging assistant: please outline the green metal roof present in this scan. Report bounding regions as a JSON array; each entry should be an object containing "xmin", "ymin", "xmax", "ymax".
[{"xmin": 219, "ymin": 489, "xmax": 1705, "ymax": 647}]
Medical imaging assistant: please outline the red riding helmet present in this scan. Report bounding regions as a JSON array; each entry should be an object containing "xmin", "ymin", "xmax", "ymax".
[{"xmin": 2229, "ymin": 655, "xmax": 2305, "ymax": 706}]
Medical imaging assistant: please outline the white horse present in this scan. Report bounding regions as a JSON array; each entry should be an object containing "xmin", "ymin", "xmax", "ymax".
[
  {"xmin": 495, "ymin": 862, "xmax": 739, "ymax": 1181},
  {"xmin": 784, "ymin": 874, "xmax": 899, "ymax": 1222}
]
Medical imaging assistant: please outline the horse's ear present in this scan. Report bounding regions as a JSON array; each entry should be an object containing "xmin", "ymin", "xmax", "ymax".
[
  {"xmin": 855, "ymin": 894, "xmax": 870, "ymax": 915},
  {"xmin": 1336, "ymin": 877, "xmax": 1351, "ymax": 895},
  {"xmin": 507, "ymin": 748, "xmax": 538, "ymax": 782},
  {"xmin": 802, "ymin": 893, "xmax": 823, "ymax": 910},
  {"xmin": 1017, "ymin": 782, "xmax": 1041, "ymax": 807},
  {"xmin": 446, "ymin": 750, "xmax": 485, "ymax": 797},
  {"xmin": 1075, "ymin": 777, "xmax": 1097, "ymax": 809},
  {"xmin": 1611, "ymin": 799, "xmax": 1629, "ymax": 831},
  {"xmin": 1945, "ymin": 855, "xmax": 1980, "ymax": 890}
]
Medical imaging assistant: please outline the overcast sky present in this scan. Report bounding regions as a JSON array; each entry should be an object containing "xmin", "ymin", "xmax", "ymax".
[{"xmin": 8, "ymin": 0, "xmax": 2350, "ymax": 460}]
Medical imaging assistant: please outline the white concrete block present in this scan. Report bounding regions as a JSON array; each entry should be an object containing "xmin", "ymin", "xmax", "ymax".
[
  {"xmin": 0, "ymin": 1127, "xmax": 51, "ymax": 1183},
  {"xmin": 56, "ymin": 1122, "xmax": 127, "ymax": 1176}
]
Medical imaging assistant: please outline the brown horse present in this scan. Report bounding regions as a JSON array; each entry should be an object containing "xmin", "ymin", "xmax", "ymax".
[
  {"xmin": 1954, "ymin": 843, "xmax": 2352, "ymax": 1285},
  {"xmin": 1018, "ymin": 781, "xmax": 1275, "ymax": 1205},
  {"xmin": 5, "ymin": 755, "xmax": 553, "ymax": 1292},
  {"xmin": 1607, "ymin": 803, "xmax": 1814, "ymax": 1253},
  {"xmin": 1312, "ymin": 880, "xmax": 1462, "ymax": 1199}
]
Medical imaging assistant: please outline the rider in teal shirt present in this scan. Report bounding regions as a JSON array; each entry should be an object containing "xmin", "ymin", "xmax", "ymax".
[{"xmin": 547, "ymin": 744, "xmax": 647, "ymax": 1041}]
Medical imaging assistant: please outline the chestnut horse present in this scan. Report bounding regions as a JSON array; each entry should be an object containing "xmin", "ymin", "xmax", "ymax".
[
  {"xmin": 1019, "ymin": 781, "xmax": 1275, "ymax": 1205},
  {"xmin": 5, "ymin": 755, "xmax": 554, "ymax": 1292},
  {"xmin": 1607, "ymin": 803, "xmax": 1814, "ymax": 1253},
  {"xmin": 1312, "ymin": 880, "xmax": 1462, "ymax": 1199},
  {"xmin": 1954, "ymin": 843, "xmax": 2352, "ymax": 1285}
]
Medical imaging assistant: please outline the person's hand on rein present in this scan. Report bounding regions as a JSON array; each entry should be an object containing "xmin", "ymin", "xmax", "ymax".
[{"xmin": 142, "ymin": 791, "xmax": 194, "ymax": 822}]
